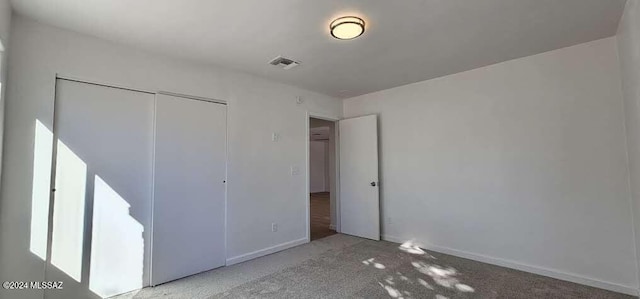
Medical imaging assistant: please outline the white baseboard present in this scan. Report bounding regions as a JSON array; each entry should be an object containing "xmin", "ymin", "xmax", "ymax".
[
  {"xmin": 381, "ymin": 235, "xmax": 639, "ymax": 296},
  {"xmin": 226, "ymin": 237, "xmax": 308, "ymax": 266}
]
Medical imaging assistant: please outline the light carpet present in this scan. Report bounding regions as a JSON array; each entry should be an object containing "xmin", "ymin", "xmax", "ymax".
[{"xmin": 115, "ymin": 234, "xmax": 632, "ymax": 299}]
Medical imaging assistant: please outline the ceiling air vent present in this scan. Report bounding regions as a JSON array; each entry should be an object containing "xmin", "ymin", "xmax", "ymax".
[{"xmin": 269, "ymin": 56, "xmax": 300, "ymax": 70}]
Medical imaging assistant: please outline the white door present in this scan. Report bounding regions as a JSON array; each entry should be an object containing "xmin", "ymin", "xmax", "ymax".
[
  {"xmin": 339, "ymin": 115, "xmax": 380, "ymax": 240},
  {"xmin": 47, "ymin": 79, "xmax": 155, "ymax": 299},
  {"xmin": 151, "ymin": 94, "xmax": 227, "ymax": 286}
]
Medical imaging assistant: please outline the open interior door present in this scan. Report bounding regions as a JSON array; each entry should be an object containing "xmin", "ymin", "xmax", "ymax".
[{"xmin": 339, "ymin": 115, "xmax": 380, "ymax": 240}]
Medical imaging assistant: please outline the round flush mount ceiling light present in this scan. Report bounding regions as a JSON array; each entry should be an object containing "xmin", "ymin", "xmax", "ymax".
[{"xmin": 330, "ymin": 16, "xmax": 365, "ymax": 40}]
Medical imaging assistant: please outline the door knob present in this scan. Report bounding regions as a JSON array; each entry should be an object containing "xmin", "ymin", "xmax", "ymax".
[{"xmin": 370, "ymin": 182, "xmax": 376, "ymax": 187}]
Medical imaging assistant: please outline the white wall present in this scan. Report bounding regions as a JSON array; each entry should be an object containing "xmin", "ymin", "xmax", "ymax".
[
  {"xmin": 309, "ymin": 140, "xmax": 328, "ymax": 193},
  {"xmin": 617, "ymin": 0, "xmax": 640, "ymax": 291},
  {"xmin": 0, "ymin": 0, "xmax": 10, "ymax": 42},
  {"xmin": 0, "ymin": 0, "xmax": 11, "ymax": 181},
  {"xmin": 344, "ymin": 37, "xmax": 638, "ymax": 294},
  {"xmin": 0, "ymin": 15, "xmax": 341, "ymax": 298}
]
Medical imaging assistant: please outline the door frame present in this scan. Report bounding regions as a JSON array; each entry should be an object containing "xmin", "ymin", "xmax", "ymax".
[{"xmin": 306, "ymin": 111, "xmax": 340, "ymax": 242}]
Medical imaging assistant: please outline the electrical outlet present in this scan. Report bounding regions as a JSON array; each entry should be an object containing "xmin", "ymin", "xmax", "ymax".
[
  {"xmin": 290, "ymin": 165, "xmax": 300, "ymax": 176},
  {"xmin": 272, "ymin": 132, "xmax": 280, "ymax": 142},
  {"xmin": 272, "ymin": 223, "xmax": 278, "ymax": 232}
]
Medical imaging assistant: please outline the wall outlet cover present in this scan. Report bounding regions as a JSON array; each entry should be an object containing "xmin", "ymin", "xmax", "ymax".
[{"xmin": 291, "ymin": 165, "xmax": 300, "ymax": 176}]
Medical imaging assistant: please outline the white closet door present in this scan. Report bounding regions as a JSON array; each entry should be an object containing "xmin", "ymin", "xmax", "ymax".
[
  {"xmin": 47, "ymin": 79, "xmax": 155, "ymax": 299},
  {"xmin": 151, "ymin": 94, "xmax": 227, "ymax": 286}
]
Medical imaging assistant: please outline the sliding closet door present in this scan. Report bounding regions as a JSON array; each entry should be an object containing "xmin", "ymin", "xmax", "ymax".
[
  {"xmin": 47, "ymin": 79, "xmax": 155, "ymax": 299},
  {"xmin": 151, "ymin": 94, "xmax": 227, "ymax": 286}
]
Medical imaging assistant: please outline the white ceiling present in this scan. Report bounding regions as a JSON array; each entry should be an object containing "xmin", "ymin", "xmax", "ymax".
[{"xmin": 11, "ymin": 0, "xmax": 627, "ymax": 98}]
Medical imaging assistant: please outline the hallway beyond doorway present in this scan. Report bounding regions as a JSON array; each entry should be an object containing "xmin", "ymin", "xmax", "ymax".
[{"xmin": 310, "ymin": 192, "xmax": 336, "ymax": 241}]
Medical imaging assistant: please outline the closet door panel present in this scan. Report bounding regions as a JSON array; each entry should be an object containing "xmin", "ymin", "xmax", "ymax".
[
  {"xmin": 151, "ymin": 94, "xmax": 227, "ymax": 286},
  {"xmin": 47, "ymin": 79, "xmax": 154, "ymax": 299}
]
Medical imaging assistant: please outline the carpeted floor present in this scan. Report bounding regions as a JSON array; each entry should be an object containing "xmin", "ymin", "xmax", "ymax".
[{"xmin": 114, "ymin": 234, "xmax": 632, "ymax": 299}]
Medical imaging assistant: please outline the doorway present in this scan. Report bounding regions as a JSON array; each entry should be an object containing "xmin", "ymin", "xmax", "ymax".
[{"xmin": 309, "ymin": 117, "xmax": 337, "ymax": 241}]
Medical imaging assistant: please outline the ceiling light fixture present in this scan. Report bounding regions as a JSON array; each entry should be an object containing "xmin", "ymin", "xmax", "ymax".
[{"xmin": 330, "ymin": 16, "xmax": 365, "ymax": 40}]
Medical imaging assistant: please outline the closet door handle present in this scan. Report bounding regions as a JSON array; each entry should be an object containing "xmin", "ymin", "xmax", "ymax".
[{"xmin": 370, "ymin": 182, "xmax": 376, "ymax": 187}]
